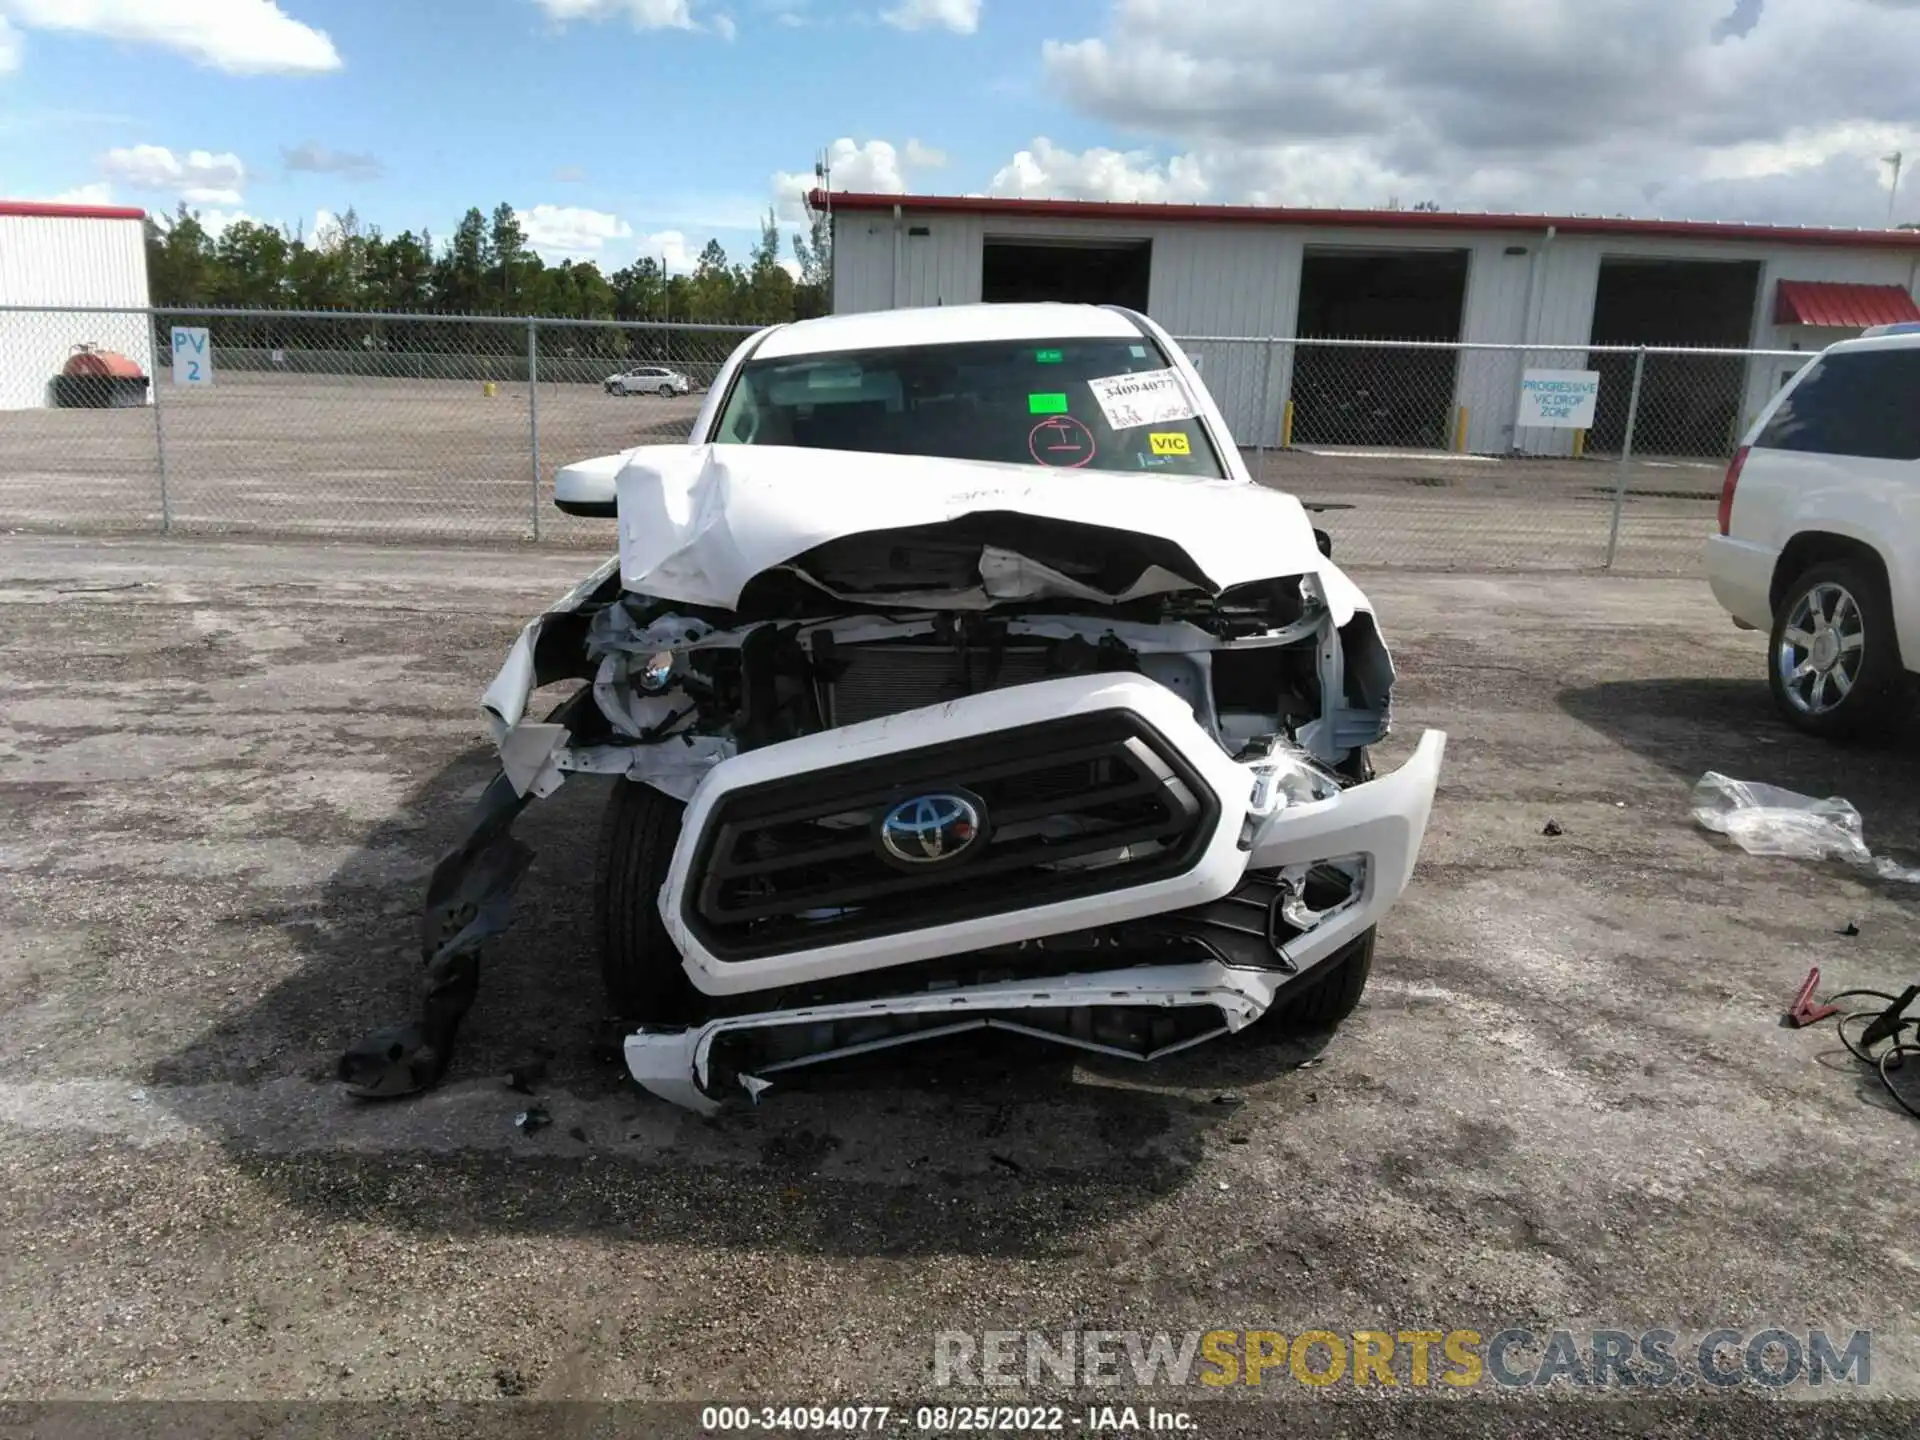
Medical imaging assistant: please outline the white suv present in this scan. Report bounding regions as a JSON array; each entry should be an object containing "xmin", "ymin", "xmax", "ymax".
[
  {"xmin": 605, "ymin": 365, "xmax": 692, "ymax": 397},
  {"xmin": 1707, "ymin": 323, "xmax": 1920, "ymax": 739}
]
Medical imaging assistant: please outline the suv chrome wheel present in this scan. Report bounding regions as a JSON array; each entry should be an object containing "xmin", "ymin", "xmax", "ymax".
[{"xmin": 1775, "ymin": 581, "xmax": 1864, "ymax": 716}]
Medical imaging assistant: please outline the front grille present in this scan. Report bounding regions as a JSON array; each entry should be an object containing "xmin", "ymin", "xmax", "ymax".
[
  {"xmin": 826, "ymin": 644, "xmax": 1056, "ymax": 727},
  {"xmin": 685, "ymin": 710, "xmax": 1221, "ymax": 961}
]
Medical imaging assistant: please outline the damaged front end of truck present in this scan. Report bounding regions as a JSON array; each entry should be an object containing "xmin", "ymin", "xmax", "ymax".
[{"xmin": 340, "ymin": 443, "xmax": 1444, "ymax": 1112}]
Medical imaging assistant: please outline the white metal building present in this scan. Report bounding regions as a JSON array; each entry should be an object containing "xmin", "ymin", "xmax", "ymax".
[
  {"xmin": 0, "ymin": 200, "xmax": 154, "ymax": 410},
  {"xmin": 822, "ymin": 193, "xmax": 1920, "ymax": 456}
]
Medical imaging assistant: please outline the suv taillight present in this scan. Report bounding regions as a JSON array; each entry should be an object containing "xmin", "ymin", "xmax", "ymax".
[{"xmin": 1718, "ymin": 445, "xmax": 1749, "ymax": 536}]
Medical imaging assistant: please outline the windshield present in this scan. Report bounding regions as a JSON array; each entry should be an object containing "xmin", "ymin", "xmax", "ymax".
[{"xmin": 711, "ymin": 336, "xmax": 1227, "ymax": 479}]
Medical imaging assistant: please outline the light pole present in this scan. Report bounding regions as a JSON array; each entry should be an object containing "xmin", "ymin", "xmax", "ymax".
[{"xmin": 1885, "ymin": 152, "xmax": 1904, "ymax": 226}]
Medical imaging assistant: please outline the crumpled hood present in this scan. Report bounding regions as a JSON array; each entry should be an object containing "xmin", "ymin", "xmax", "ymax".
[{"xmin": 603, "ymin": 443, "xmax": 1366, "ymax": 618}]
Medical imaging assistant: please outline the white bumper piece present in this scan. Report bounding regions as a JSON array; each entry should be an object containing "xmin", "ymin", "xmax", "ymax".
[{"xmin": 628, "ymin": 672, "xmax": 1443, "ymax": 1111}]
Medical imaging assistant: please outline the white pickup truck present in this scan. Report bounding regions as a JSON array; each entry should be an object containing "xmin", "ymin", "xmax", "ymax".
[
  {"xmin": 341, "ymin": 302, "xmax": 1446, "ymax": 1111},
  {"xmin": 1707, "ymin": 323, "xmax": 1920, "ymax": 739}
]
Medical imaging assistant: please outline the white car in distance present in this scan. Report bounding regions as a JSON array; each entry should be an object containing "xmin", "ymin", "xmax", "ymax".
[
  {"xmin": 606, "ymin": 365, "xmax": 692, "ymax": 397},
  {"xmin": 1707, "ymin": 323, "xmax": 1920, "ymax": 739}
]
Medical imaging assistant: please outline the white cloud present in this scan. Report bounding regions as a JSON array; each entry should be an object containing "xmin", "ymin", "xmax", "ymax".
[
  {"xmin": 0, "ymin": 15, "xmax": 21, "ymax": 71},
  {"xmin": 51, "ymin": 182, "xmax": 116, "ymax": 205},
  {"xmin": 518, "ymin": 203, "xmax": 635, "ymax": 258},
  {"xmin": 1035, "ymin": 0, "xmax": 1920, "ymax": 226},
  {"xmin": 772, "ymin": 136, "xmax": 950, "ymax": 220},
  {"xmin": 0, "ymin": 0, "xmax": 340, "ymax": 74},
  {"xmin": 880, "ymin": 0, "xmax": 979, "ymax": 34},
  {"xmin": 100, "ymin": 145, "xmax": 248, "ymax": 206},
  {"xmin": 311, "ymin": 206, "xmax": 341, "ymax": 248},
  {"xmin": 989, "ymin": 138, "xmax": 1210, "ymax": 204},
  {"xmin": 282, "ymin": 140, "xmax": 384, "ymax": 181},
  {"xmin": 713, "ymin": 10, "xmax": 736, "ymax": 38},
  {"xmin": 179, "ymin": 206, "xmax": 260, "ymax": 238},
  {"xmin": 532, "ymin": 0, "xmax": 694, "ymax": 28},
  {"xmin": 636, "ymin": 229, "xmax": 697, "ymax": 273}
]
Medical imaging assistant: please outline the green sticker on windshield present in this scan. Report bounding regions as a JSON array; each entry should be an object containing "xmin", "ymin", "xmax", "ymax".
[
  {"xmin": 1035, "ymin": 348, "xmax": 1063, "ymax": 364},
  {"xmin": 1028, "ymin": 392, "xmax": 1069, "ymax": 414}
]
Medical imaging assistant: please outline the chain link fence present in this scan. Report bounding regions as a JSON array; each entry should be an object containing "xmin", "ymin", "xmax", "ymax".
[
  {"xmin": 1178, "ymin": 335, "xmax": 1815, "ymax": 572},
  {"xmin": 0, "ymin": 305, "xmax": 752, "ymax": 547},
  {"xmin": 0, "ymin": 304, "xmax": 1819, "ymax": 573}
]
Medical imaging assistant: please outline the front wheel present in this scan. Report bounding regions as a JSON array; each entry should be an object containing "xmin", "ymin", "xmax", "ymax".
[
  {"xmin": 1272, "ymin": 927, "xmax": 1375, "ymax": 1032},
  {"xmin": 658, "ymin": 383, "xmax": 674, "ymax": 397},
  {"xmin": 1767, "ymin": 560, "xmax": 1910, "ymax": 740},
  {"xmin": 593, "ymin": 779, "xmax": 697, "ymax": 1021}
]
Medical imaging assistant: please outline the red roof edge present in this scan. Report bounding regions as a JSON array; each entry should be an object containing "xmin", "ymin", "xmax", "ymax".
[
  {"xmin": 809, "ymin": 190, "xmax": 1920, "ymax": 252},
  {"xmin": 1775, "ymin": 280, "xmax": 1920, "ymax": 327},
  {"xmin": 0, "ymin": 200, "xmax": 148, "ymax": 222}
]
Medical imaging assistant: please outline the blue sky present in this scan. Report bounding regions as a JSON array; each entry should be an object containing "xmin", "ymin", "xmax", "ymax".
[
  {"xmin": 5, "ymin": 0, "xmax": 1918, "ymax": 270},
  {"xmin": 2, "ymin": 0, "xmax": 1118, "ymax": 271}
]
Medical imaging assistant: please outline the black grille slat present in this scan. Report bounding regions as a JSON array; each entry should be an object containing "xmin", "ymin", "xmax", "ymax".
[{"xmin": 684, "ymin": 710, "xmax": 1221, "ymax": 960}]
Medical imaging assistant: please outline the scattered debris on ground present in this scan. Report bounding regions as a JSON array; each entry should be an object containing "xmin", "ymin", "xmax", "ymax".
[{"xmin": 1692, "ymin": 772, "xmax": 1920, "ymax": 883}]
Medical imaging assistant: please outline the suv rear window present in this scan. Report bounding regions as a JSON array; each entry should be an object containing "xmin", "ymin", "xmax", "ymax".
[
  {"xmin": 1756, "ymin": 348, "xmax": 1920, "ymax": 461},
  {"xmin": 713, "ymin": 337, "xmax": 1226, "ymax": 478}
]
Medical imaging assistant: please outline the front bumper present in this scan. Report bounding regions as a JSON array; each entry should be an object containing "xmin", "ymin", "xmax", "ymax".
[{"xmin": 632, "ymin": 674, "xmax": 1443, "ymax": 1110}]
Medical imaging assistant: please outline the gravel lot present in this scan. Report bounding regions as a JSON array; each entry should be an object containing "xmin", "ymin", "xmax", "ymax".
[
  {"xmin": 0, "ymin": 372, "xmax": 1719, "ymax": 575},
  {"xmin": 2, "ymin": 533, "xmax": 1916, "ymax": 1436}
]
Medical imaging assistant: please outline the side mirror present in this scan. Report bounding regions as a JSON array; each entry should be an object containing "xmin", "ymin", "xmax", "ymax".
[{"xmin": 553, "ymin": 454, "xmax": 623, "ymax": 518}]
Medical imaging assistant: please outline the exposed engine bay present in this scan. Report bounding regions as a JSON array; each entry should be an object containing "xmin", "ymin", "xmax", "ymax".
[{"xmin": 340, "ymin": 443, "xmax": 1443, "ymax": 1112}]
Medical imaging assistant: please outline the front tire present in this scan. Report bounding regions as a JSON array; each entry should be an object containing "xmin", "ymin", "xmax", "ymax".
[
  {"xmin": 1272, "ymin": 927, "xmax": 1375, "ymax": 1032},
  {"xmin": 658, "ymin": 383, "xmax": 674, "ymax": 397},
  {"xmin": 1767, "ymin": 560, "xmax": 1909, "ymax": 740},
  {"xmin": 594, "ymin": 779, "xmax": 697, "ymax": 1021}
]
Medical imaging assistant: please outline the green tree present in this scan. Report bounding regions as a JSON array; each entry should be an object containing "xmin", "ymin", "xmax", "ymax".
[
  {"xmin": 369, "ymin": 229, "xmax": 434, "ymax": 311},
  {"xmin": 488, "ymin": 202, "xmax": 537, "ymax": 310},
  {"xmin": 609, "ymin": 257, "xmax": 666, "ymax": 321},
  {"xmin": 145, "ymin": 205, "xmax": 214, "ymax": 305},
  {"xmin": 746, "ymin": 208, "xmax": 796, "ymax": 325},
  {"xmin": 210, "ymin": 221, "xmax": 290, "ymax": 309},
  {"xmin": 139, "ymin": 194, "xmax": 815, "ymax": 332},
  {"xmin": 685, "ymin": 238, "xmax": 742, "ymax": 323},
  {"xmin": 791, "ymin": 205, "xmax": 831, "ymax": 318},
  {"xmin": 435, "ymin": 207, "xmax": 491, "ymax": 313}
]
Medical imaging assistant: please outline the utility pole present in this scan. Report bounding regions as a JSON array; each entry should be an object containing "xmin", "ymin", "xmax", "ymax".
[
  {"xmin": 813, "ymin": 148, "xmax": 834, "ymax": 303},
  {"xmin": 1885, "ymin": 152, "xmax": 1904, "ymax": 226}
]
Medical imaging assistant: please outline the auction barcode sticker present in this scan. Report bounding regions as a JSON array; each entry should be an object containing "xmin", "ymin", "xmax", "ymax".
[{"xmin": 1087, "ymin": 368, "xmax": 1197, "ymax": 430}]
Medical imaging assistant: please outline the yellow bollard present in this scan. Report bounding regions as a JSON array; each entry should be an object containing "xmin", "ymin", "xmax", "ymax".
[
  {"xmin": 483, "ymin": 380, "xmax": 497, "ymax": 398},
  {"xmin": 1572, "ymin": 428, "xmax": 1587, "ymax": 459},
  {"xmin": 1281, "ymin": 400, "xmax": 1295, "ymax": 448},
  {"xmin": 1454, "ymin": 406, "xmax": 1470, "ymax": 453}
]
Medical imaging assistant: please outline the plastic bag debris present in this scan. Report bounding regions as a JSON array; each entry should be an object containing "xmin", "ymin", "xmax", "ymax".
[{"xmin": 1690, "ymin": 772, "xmax": 1920, "ymax": 884}]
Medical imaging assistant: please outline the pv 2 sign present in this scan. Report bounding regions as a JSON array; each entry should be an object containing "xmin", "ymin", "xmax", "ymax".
[
  {"xmin": 1518, "ymin": 369, "xmax": 1599, "ymax": 428},
  {"xmin": 171, "ymin": 327, "xmax": 213, "ymax": 387}
]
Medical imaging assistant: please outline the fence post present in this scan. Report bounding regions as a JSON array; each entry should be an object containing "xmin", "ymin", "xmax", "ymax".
[
  {"xmin": 1254, "ymin": 339, "xmax": 1276, "ymax": 463},
  {"xmin": 152, "ymin": 313, "xmax": 172, "ymax": 535},
  {"xmin": 1604, "ymin": 347, "xmax": 1647, "ymax": 570},
  {"xmin": 527, "ymin": 319, "xmax": 542, "ymax": 542}
]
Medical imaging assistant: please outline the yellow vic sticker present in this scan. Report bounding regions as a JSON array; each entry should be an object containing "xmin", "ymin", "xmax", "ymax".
[{"xmin": 1149, "ymin": 432, "xmax": 1191, "ymax": 457}]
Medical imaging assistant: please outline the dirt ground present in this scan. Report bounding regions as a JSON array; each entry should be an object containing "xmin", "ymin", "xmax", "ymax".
[
  {"xmin": 2, "ymin": 534, "xmax": 1916, "ymax": 1436},
  {"xmin": 0, "ymin": 372, "xmax": 1720, "ymax": 575}
]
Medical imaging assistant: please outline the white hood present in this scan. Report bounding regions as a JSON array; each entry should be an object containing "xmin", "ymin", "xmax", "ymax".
[{"xmin": 600, "ymin": 443, "xmax": 1365, "ymax": 618}]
